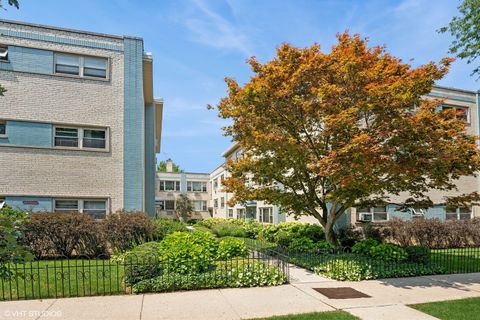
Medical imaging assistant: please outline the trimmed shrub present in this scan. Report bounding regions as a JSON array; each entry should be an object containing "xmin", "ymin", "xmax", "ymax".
[
  {"xmin": 352, "ymin": 239, "xmax": 379, "ymax": 255},
  {"xmin": 406, "ymin": 245, "xmax": 430, "ymax": 264},
  {"xmin": 23, "ymin": 212, "xmax": 107, "ymax": 258},
  {"xmin": 260, "ymin": 222, "xmax": 325, "ymax": 247},
  {"xmin": 383, "ymin": 218, "xmax": 480, "ymax": 249},
  {"xmin": 132, "ymin": 260, "xmax": 286, "ymax": 293},
  {"xmin": 159, "ymin": 231, "xmax": 218, "ymax": 274},
  {"xmin": 368, "ymin": 243, "xmax": 407, "ymax": 262},
  {"xmin": 288, "ymin": 237, "xmax": 315, "ymax": 252},
  {"xmin": 102, "ymin": 211, "xmax": 158, "ymax": 252},
  {"xmin": 153, "ymin": 218, "xmax": 187, "ymax": 239},
  {"xmin": 217, "ymin": 237, "xmax": 248, "ymax": 260},
  {"xmin": 121, "ymin": 242, "xmax": 163, "ymax": 286},
  {"xmin": 243, "ymin": 220, "xmax": 263, "ymax": 239},
  {"xmin": 314, "ymin": 240, "xmax": 335, "ymax": 252},
  {"xmin": 211, "ymin": 222, "xmax": 246, "ymax": 238},
  {"xmin": 315, "ymin": 255, "xmax": 445, "ymax": 281}
]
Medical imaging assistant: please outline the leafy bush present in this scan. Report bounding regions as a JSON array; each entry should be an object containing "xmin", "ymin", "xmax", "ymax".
[
  {"xmin": 383, "ymin": 218, "xmax": 480, "ymax": 249},
  {"xmin": 217, "ymin": 237, "xmax": 248, "ymax": 260},
  {"xmin": 23, "ymin": 212, "xmax": 107, "ymax": 258},
  {"xmin": 0, "ymin": 206, "xmax": 33, "ymax": 279},
  {"xmin": 314, "ymin": 240, "xmax": 335, "ymax": 252},
  {"xmin": 335, "ymin": 226, "xmax": 362, "ymax": 247},
  {"xmin": 196, "ymin": 218, "xmax": 245, "ymax": 229},
  {"xmin": 153, "ymin": 218, "xmax": 187, "ymax": 239},
  {"xmin": 102, "ymin": 211, "xmax": 158, "ymax": 252},
  {"xmin": 120, "ymin": 242, "xmax": 163, "ymax": 286},
  {"xmin": 211, "ymin": 222, "xmax": 246, "ymax": 238},
  {"xmin": 368, "ymin": 243, "xmax": 407, "ymax": 262},
  {"xmin": 352, "ymin": 239, "xmax": 407, "ymax": 262},
  {"xmin": 158, "ymin": 231, "xmax": 218, "ymax": 274},
  {"xmin": 352, "ymin": 239, "xmax": 379, "ymax": 255},
  {"xmin": 288, "ymin": 237, "xmax": 315, "ymax": 252},
  {"xmin": 406, "ymin": 245, "xmax": 431, "ymax": 264},
  {"xmin": 315, "ymin": 255, "xmax": 445, "ymax": 281},
  {"xmin": 260, "ymin": 222, "xmax": 325, "ymax": 247},
  {"xmin": 243, "ymin": 220, "xmax": 263, "ymax": 239},
  {"xmin": 132, "ymin": 260, "xmax": 286, "ymax": 293}
]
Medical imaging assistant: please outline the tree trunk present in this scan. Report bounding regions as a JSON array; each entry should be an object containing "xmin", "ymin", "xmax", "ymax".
[{"xmin": 324, "ymin": 216, "xmax": 338, "ymax": 246}]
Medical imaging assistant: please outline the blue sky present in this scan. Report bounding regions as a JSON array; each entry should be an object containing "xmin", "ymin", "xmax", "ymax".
[{"xmin": 2, "ymin": 0, "xmax": 478, "ymax": 172}]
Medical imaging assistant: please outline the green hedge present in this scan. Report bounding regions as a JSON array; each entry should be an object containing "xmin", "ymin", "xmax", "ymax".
[
  {"xmin": 314, "ymin": 255, "xmax": 445, "ymax": 281},
  {"xmin": 132, "ymin": 260, "xmax": 286, "ymax": 293}
]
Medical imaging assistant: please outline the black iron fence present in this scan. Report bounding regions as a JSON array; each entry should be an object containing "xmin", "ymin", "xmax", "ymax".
[
  {"xmin": 0, "ymin": 250, "xmax": 289, "ymax": 301},
  {"xmin": 245, "ymin": 239, "xmax": 480, "ymax": 280}
]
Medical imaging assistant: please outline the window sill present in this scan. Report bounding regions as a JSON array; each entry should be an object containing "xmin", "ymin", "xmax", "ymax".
[
  {"xmin": 0, "ymin": 134, "xmax": 7, "ymax": 139},
  {"xmin": 0, "ymin": 143, "xmax": 110, "ymax": 153},
  {"xmin": 54, "ymin": 72, "xmax": 110, "ymax": 82}
]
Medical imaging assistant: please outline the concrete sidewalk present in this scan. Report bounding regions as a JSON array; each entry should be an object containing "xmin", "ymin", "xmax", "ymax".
[{"xmin": 1, "ymin": 271, "xmax": 480, "ymax": 320}]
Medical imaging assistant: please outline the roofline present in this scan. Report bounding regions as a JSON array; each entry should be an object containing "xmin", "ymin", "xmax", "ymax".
[
  {"xmin": 432, "ymin": 85, "xmax": 478, "ymax": 95},
  {"xmin": 0, "ymin": 19, "xmax": 143, "ymax": 41},
  {"xmin": 156, "ymin": 171, "xmax": 210, "ymax": 176},
  {"xmin": 221, "ymin": 142, "xmax": 240, "ymax": 157}
]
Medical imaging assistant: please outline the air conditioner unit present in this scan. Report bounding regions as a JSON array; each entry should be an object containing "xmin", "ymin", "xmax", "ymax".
[{"xmin": 359, "ymin": 213, "xmax": 373, "ymax": 222}]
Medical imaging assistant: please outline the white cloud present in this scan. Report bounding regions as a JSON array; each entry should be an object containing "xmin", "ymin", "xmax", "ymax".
[{"xmin": 182, "ymin": 0, "xmax": 253, "ymax": 56}]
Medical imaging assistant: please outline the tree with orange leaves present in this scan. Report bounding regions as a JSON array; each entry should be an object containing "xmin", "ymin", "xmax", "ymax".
[{"xmin": 211, "ymin": 33, "xmax": 480, "ymax": 244}]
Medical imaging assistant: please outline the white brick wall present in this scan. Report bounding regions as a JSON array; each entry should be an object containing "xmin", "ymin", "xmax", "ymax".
[{"xmin": 0, "ymin": 24, "xmax": 126, "ymax": 211}]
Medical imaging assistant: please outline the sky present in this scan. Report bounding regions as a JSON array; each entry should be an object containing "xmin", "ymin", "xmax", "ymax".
[{"xmin": 1, "ymin": 0, "xmax": 478, "ymax": 172}]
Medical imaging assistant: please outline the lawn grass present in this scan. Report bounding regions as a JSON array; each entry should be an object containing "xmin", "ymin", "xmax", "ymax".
[
  {"xmin": 0, "ymin": 259, "xmax": 126, "ymax": 300},
  {"xmin": 410, "ymin": 297, "xmax": 480, "ymax": 320},
  {"xmin": 249, "ymin": 311, "xmax": 359, "ymax": 320},
  {"xmin": 431, "ymin": 248, "xmax": 480, "ymax": 273}
]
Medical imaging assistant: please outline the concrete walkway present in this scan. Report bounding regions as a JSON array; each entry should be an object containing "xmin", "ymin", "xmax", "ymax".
[{"xmin": 1, "ymin": 271, "xmax": 480, "ymax": 320}]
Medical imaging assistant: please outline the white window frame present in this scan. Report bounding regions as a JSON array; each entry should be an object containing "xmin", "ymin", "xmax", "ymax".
[
  {"xmin": 237, "ymin": 208, "xmax": 246, "ymax": 220},
  {"xmin": 446, "ymin": 206, "xmax": 472, "ymax": 220},
  {"xmin": 220, "ymin": 197, "xmax": 225, "ymax": 208},
  {"xmin": 159, "ymin": 180, "xmax": 181, "ymax": 192},
  {"xmin": 53, "ymin": 125, "xmax": 108, "ymax": 151},
  {"xmin": 214, "ymin": 199, "xmax": 218, "ymax": 208},
  {"xmin": 54, "ymin": 53, "xmax": 109, "ymax": 80},
  {"xmin": 187, "ymin": 181, "xmax": 207, "ymax": 192},
  {"xmin": 192, "ymin": 200, "xmax": 207, "ymax": 212},
  {"xmin": 358, "ymin": 206, "xmax": 388, "ymax": 222},
  {"xmin": 228, "ymin": 208, "xmax": 234, "ymax": 218},
  {"xmin": 164, "ymin": 200, "xmax": 175, "ymax": 211},
  {"xmin": 259, "ymin": 207, "xmax": 273, "ymax": 223},
  {"xmin": 441, "ymin": 104, "xmax": 470, "ymax": 124},
  {"xmin": 54, "ymin": 198, "xmax": 108, "ymax": 219}
]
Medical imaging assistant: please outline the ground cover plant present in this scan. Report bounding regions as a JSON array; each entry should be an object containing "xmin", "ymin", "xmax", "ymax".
[{"xmin": 249, "ymin": 311, "xmax": 359, "ymax": 320}]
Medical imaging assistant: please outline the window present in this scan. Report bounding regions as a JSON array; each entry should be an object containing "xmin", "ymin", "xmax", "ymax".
[
  {"xmin": 214, "ymin": 199, "xmax": 218, "ymax": 208},
  {"xmin": 228, "ymin": 209, "xmax": 234, "ymax": 218},
  {"xmin": 220, "ymin": 197, "xmax": 225, "ymax": 208},
  {"xmin": 83, "ymin": 129, "xmax": 106, "ymax": 149},
  {"xmin": 83, "ymin": 56, "xmax": 107, "ymax": 78},
  {"xmin": 54, "ymin": 127, "xmax": 107, "ymax": 150},
  {"xmin": 187, "ymin": 181, "xmax": 207, "ymax": 192},
  {"xmin": 165, "ymin": 200, "xmax": 175, "ymax": 210},
  {"xmin": 83, "ymin": 200, "xmax": 107, "ymax": 219},
  {"xmin": 159, "ymin": 180, "xmax": 180, "ymax": 191},
  {"xmin": 357, "ymin": 206, "xmax": 388, "ymax": 222},
  {"xmin": 192, "ymin": 200, "xmax": 207, "ymax": 211},
  {"xmin": 373, "ymin": 206, "xmax": 387, "ymax": 221},
  {"xmin": 55, "ymin": 54, "xmax": 80, "ymax": 75},
  {"xmin": 155, "ymin": 200, "xmax": 165, "ymax": 211},
  {"xmin": 442, "ymin": 105, "xmax": 469, "ymax": 123},
  {"xmin": 237, "ymin": 208, "xmax": 246, "ymax": 220},
  {"xmin": 54, "ymin": 199, "xmax": 107, "ymax": 218},
  {"xmin": 259, "ymin": 207, "xmax": 273, "ymax": 223},
  {"xmin": 214, "ymin": 179, "xmax": 218, "ymax": 190},
  {"xmin": 55, "ymin": 127, "xmax": 78, "ymax": 147},
  {"xmin": 0, "ymin": 45, "xmax": 7, "ymax": 61},
  {"xmin": 0, "ymin": 120, "xmax": 5, "ymax": 136},
  {"xmin": 446, "ymin": 206, "xmax": 472, "ymax": 220},
  {"xmin": 55, "ymin": 53, "xmax": 108, "ymax": 79}
]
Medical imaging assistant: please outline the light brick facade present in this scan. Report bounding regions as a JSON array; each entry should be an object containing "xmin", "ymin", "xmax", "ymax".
[{"xmin": 0, "ymin": 19, "xmax": 162, "ymax": 216}]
